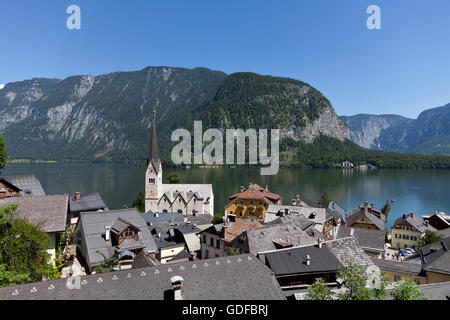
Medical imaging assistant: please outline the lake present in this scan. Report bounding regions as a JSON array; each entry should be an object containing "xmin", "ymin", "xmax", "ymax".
[{"xmin": 2, "ymin": 163, "xmax": 450, "ymax": 228}]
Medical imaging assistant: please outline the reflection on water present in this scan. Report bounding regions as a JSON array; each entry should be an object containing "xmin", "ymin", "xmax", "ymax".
[{"xmin": 2, "ymin": 163, "xmax": 450, "ymax": 228}]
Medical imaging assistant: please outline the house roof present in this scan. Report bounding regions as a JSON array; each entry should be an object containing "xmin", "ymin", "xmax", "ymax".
[
  {"xmin": 141, "ymin": 212, "xmax": 212, "ymax": 227},
  {"xmin": 393, "ymin": 213, "xmax": 437, "ymax": 233},
  {"xmin": 69, "ymin": 193, "xmax": 106, "ymax": 213},
  {"xmin": 0, "ymin": 194, "xmax": 68, "ymax": 233},
  {"xmin": 264, "ymin": 243, "xmax": 341, "ymax": 276},
  {"xmin": 418, "ymin": 282, "xmax": 450, "ymax": 300},
  {"xmin": 262, "ymin": 237, "xmax": 376, "ymax": 277},
  {"xmin": 116, "ymin": 237, "xmax": 145, "ymax": 252},
  {"xmin": 347, "ymin": 207, "xmax": 385, "ymax": 231},
  {"xmin": 419, "ymin": 237, "xmax": 450, "ymax": 275},
  {"xmin": 265, "ymin": 205, "xmax": 326, "ymax": 226},
  {"xmin": 336, "ymin": 224, "xmax": 385, "ymax": 252},
  {"xmin": 0, "ymin": 174, "xmax": 45, "ymax": 197},
  {"xmin": 228, "ymin": 184, "xmax": 281, "ymax": 204},
  {"xmin": 240, "ymin": 223, "xmax": 317, "ymax": 254},
  {"xmin": 111, "ymin": 217, "xmax": 138, "ymax": 234},
  {"xmin": 0, "ymin": 255, "xmax": 286, "ymax": 300},
  {"xmin": 161, "ymin": 184, "xmax": 213, "ymax": 203},
  {"xmin": 223, "ymin": 220, "xmax": 263, "ymax": 242},
  {"xmin": 327, "ymin": 202, "xmax": 347, "ymax": 222},
  {"xmin": 79, "ymin": 209, "xmax": 157, "ymax": 269},
  {"xmin": 371, "ymin": 258, "xmax": 422, "ymax": 276}
]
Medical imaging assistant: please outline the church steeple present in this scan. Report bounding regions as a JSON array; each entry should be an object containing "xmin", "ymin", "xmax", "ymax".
[{"xmin": 148, "ymin": 109, "xmax": 161, "ymax": 173}]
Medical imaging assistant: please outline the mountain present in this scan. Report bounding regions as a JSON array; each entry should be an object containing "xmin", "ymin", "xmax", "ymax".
[
  {"xmin": 0, "ymin": 67, "xmax": 348, "ymax": 162},
  {"xmin": 341, "ymin": 103, "xmax": 450, "ymax": 155}
]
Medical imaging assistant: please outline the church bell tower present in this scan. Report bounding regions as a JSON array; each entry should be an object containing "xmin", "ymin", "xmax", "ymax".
[{"xmin": 145, "ymin": 109, "xmax": 163, "ymax": 213}]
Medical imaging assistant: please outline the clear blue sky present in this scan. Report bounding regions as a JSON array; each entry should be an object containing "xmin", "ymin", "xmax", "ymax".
[{"xmin": 1, "ymin": 0, "xmax": 449, "ymax": 118}]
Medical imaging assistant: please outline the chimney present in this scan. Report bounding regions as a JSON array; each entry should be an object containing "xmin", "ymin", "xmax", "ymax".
[
  {"xmin": 364, "ymin": 201, "xmax": 369, "ymax": 207},
  {"xmin": 158, "ymin": 232, "xmax": 161, "ymax": 238},
  {"xmin": 317, "ymin": 239, "xmax": 323, "ymax": 248},
  {"xmin": 425, "ymin": 220, "xmax": 429, "ymax": 227},
  {"xmin": 306, "ymin": 255, "xmax": 311, "ymax": 266},
  {"xmin": 240, "ymin": 186, "xmax": 245, "ymax": 192},
  {"xmin": 292, "ymin": 199, "xmax": 297, "ymax": 206},
  {"xmin": 222, "ymin": 224, "xmax": 229, "ymax": 237},
  {"xmin": 105, "ymin": 226, "xmax": 111, "ymax": 241},
  {"xmin": 370, "ymin": 203, "xmax": 374, "ymax": 208},
  {"xmin": 75, "ymin": 192, "xmax": 81, "ymax": 201},
  {"xmin": 284, "ymin": 208, "xmax": 289, "ymax": 217},
  {"xmin": 170, "ymin": 276, "xmax": 184, "ymax": 300},
  {"xmin": 403, "ymin": 214, "xmax": 406, "ymax": 219},
  {"xmin": 265, "ymin": 185, "xmax": 269, "ymax": 192},
  {"xmin": 410, "ymin": 212, "xmax": 414, "ymax": 218},
  {"xmin": 154, "ymin": 212, "xmax": 159, "ymax": 218}
]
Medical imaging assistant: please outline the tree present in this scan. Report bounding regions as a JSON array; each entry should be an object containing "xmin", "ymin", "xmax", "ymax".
[
  {"xmin": 165, "ymin": 172, "xmax": 182, "ymax": 184},
  {"xmin": 419, "ymin": 230, "xmax": 443, "ymax": 247},
  {"xmin": 225, "ymin": 246, "xmax": 241, "ymax": 256},
  {"xmin": 0, "ymin": 135, "xmax": 8, "ymax": 173},
  {"xmin": 94, "ymin": 252, "xmax": 119, "ymax": 274},
  {"xmin": 131, "ymin": 191, "xmax": 145, "ymax": 213},
  {"xmin": 305, "ymin": 278, "xmax": 334, "ymax": 300},
  {"xmin": 391, "ymin": 278, "xmax": 425, "ymax": 300},
  {"xmin": 213, "ymin": 213, "xmax": 224, "ymax": 224},
  {"xmin": 0, "ymin": 204, "xmax": 60, "ymax": 287},
  {"xmin": 336, "ymin": 259, "xmax": 386, "ymax": 300},
  {"xmin": 317, "ymin": 192, "xmax": 330, "ymax": 208},
  {"xmin": 381, "ymin": 200, "xmax": 391, "ymax": 222}
]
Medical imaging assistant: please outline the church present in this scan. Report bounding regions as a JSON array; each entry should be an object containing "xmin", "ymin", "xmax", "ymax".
[{"xmin": 145, "ymin": 111, "xmax": 214, "ymax": 216}]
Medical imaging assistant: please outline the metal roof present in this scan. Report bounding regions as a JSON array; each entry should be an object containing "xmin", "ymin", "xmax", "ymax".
[{"xmin": 0, "ymin": 254, "xmax": 286, "ymax": 300}]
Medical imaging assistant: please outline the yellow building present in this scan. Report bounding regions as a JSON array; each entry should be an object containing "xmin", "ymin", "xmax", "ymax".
[
  {"xmin": 391, "ymin": 213, "xmax": 437, "ymax": 250},
  {"xmin": 373, "ymin": 258, "xmax": 427, "ymax": 285},
  {"xmin": 224, "ymin": 183, "xmax": 281, "ymax": 223}
]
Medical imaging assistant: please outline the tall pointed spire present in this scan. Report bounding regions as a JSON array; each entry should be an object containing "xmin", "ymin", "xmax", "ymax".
[{"xmin": 148, "ymin": 108, "xmax": 161, "ymax": 172}]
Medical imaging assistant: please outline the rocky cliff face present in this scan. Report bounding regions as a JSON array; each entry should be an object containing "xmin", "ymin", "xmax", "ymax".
[
  {"xmin": 341, "ymin": 104, "xmax": 450, "ymax": 155},
  {"xmin": 0, "ymin": 67, "xmax": 350, "ymax": 161}
]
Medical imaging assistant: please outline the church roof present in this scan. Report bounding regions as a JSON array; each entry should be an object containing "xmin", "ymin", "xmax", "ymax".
[{"xmin": 148, "ymin": 109, "xmax": 161, "ymax": 173}]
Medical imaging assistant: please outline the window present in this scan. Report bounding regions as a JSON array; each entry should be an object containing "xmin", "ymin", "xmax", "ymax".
[
  {"xmin": 149, "ymin": 178, "xmax": 155, "ymax": 184},
  {"xmin": 210, "ymin": 238, "xmax": 214, "ymax": 246},
  {"xmin": 202, "ymin": 235, "xmax": 206, "ymax": 244},
  {"xmin": 230, "ymin": 211, "xmax": 233, "ymax": 215},
  {"xmin": 204, "ymin": 250, "xmax": 209, "ymax": 259},
  {"xmin": 394, "ymin": 275, "xmax": 402, "ymax": 282},
  {"xmin": 216, "ymin": 239, "xmax": 220, "ymax": 249}
]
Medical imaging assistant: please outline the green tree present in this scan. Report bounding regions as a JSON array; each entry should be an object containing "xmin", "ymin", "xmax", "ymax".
[
  {"xmin": 305, "ymin": 278, "xmax": 334, "ymax": 300},
  {"xmin": 131, "ymin": 191, "xmax": 145, "ymax": 213},
  {"xmin": 381, "ymin": 200, "xmax": 392, "ymax": 222},
  {"xmin": 94, "ymin": 252, "xmax": 119, "ymax": 274},
  {"xmin": 165, "ymin": 172, "xmax": 182, "ymax": 184},
  {"xmin": 391, "ymin": 278, "xmax": 425, "ymax": 300},
  {"xmin": 419, "ymin": 230, "xmax": 443, "ymax": 247},
  {"xmin": 0, "ymin": 204, "xmax": 60, "ymax": 287},
  {"xmin": 213, "ymin": 213, "xmax": 224, "ymax": 224},
  {"xmin": 337, "ymin": 259, "xmax": 386, "ymax": 300},
  {"xmin": 317, "ymin": 192, "xmax": 331, "ymax": 208},
  {"xmin": 225, "ymin": 246, "xmax": 241, "ymax": 256},
  {"xmin": 0, "ymin": 135, "xmax": 8, "ymax": 173}
]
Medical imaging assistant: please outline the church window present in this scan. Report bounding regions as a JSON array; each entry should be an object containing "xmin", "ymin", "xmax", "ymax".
[{"xmin": 149, "ymin": 178, "xmax": 155, "ymax": 184}]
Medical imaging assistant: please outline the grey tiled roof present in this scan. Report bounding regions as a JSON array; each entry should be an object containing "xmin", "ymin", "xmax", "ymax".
[
  {"xmin": 116, "ymin": 237, "xmax": 145, "ymax": 252},
  {"xmin": 141, "ymin": 212, "xmax": 212, "ymax": 227},
  {"xmin": 392, "ymin": 213, "xmax": 437, "ymax": 233},
  {"xmin": 336, "ymin": 224, "xmax": 385, "ymax": 252},
  {"xmin": 1, "ymin": 174, "xmax": 45, "ymax": 197},
  {"xmin": 265, "ymin": 205, "xmax": 326, "ymax": 226},
  {"xmin": 242, "ymin": 223, "xmax": 317, "ymax": 254},
  {"xmin": 420, "ymin": 237, "xmax": 450, "ymax": 275},
  {"xmin": 0, "ymin": 254, "xmax": 285, "ymax": 300},
  {"xmin": 79, "ymin": 209, "xmax": 157, "ymax": 269},
  {"xmin": 371, "ymin": 258, "xmax": 422, "ymax": 276},
  {"xmin": 325, "ymin": 237, "xmax": 376, "ymax": 270},
  {"xmin": 0, "ymin": 194, "xmax": 68, "ymax": 233},
  {"xmin": 418, "ymin": 282, "xmax": 450, "ymax": 300},
  {"xmin": 69, "ymin": 193, "xmax": 106, "ymax": 213}
]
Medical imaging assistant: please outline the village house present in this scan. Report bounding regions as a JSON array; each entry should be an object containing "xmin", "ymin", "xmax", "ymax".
[
  {"xmin": 391, "ymin": 213, "xmax": 437, "ymax": 250},
  {"xmin": 0, "ymin": 254, "xmax": 286, "ymax": 300},
  {"xmin": 69, "ymin": 192, "xmax": 107, "ymax": 225},
  {"xmin": 78, "ymin": 209, "xmax": 157, "ymax": 273},
  {"xmin": 0, "ymin": 194, "xmax": 68, "ymax": 265},
  {"xmin": 224, "ymin": 183, "xmax": 281, "ymax": 223},
  {"xmin": 0, "ymin": 174, "xmax": 45, "ymax": 198},
  {"xmin": 145, "ymin": 110, "xmax": 213, "ymax": 216},
  {"xmin": 419, "ymin": 237, "xmax": 450, "ymax": 283},
  {"xmin": 346, "ymin": 201, "xmax": 385, "ymax": 231},
  {"xmin": 198, "ymin": 219, "xmax": 263, "ymax": 259},
  {"xmin": 258, "ymin": 237, "xmax": 377, "ymax": 291},
  {"xmin": 336, "ymin": 224, "xmax": 386, "ymax": 257},
  {"xmin": 422, "ymin": 211, "xmax": 450, "ymax": 230},
  {"xmin": 371, "ymin": 258, "xmax": 426, "ymax": 284}
]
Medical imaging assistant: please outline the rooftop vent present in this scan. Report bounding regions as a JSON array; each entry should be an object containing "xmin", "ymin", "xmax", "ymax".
[
  {"xmin": 25, "ymin": 189, "xmax": 32, "ymax": 194},
  {"xmin": 170, "ymin": 276, "xmax": 184, "ymax": 300},
  {"xmin": 306, "ymin": 255, "xmax": 311, "ymax": 266}
]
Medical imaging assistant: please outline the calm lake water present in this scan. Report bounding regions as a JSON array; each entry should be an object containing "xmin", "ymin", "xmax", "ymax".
[{"xmin": 2, "ymin": 163, "xmax": 450, "ymax": 228}]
